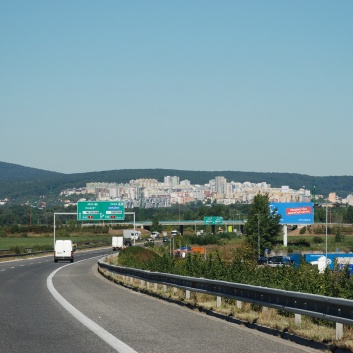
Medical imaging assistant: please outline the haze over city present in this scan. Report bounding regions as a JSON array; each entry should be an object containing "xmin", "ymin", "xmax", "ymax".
[{"xmin": 2, "ymin": 1, "xmax": 352, "ymax": 176}]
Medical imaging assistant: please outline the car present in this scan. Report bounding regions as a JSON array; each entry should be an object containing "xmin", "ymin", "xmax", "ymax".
[
  {"xmin": 258, "ymin": 256, "xmax": 292, "ymax": 266},
  {"xmin": 151, "ymin": 231, "xmax": 160, "ymax": 239},
  {"xmin": 171, "ymin": 230, "xmax": 179, "ymax": 236},
  {"xmin": 162, "ymin": 237, "xmax": 168, "ymax": 242},
  {"xmin": 124, "ymin": 240, "xmax": 132, "ymax": 247},
  {"xmin": 257, "ymin": 256, "xmax": 270, "ymax": 265}
]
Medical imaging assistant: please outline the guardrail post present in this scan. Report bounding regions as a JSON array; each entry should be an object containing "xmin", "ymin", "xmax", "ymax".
[
  {"xmin": 141, "ymin": 280, "xmax": 145, "ymax": 287},
  {"xmin": 154, "ymin": 283, "xmax": 158, "ymax": 290},
  {"xmin": 236, "ymin": 300, "xmax": 243, "ymax": 309},
  {"xmin": 186, "ymin": 290, "xmax": 191, "ymax": 300},
  {"xmin": 147, "ymin": 281, "xmax": 150, "ymax": 289},
  {"xmin": 295, "ymin": 314, "xmax": 301, "ymax": 326},
  {"xmin": 216, "ymin": 296, "xmax": 221, "ymax": 308},
  {"xmin": 173, "ymin": 287, "xmax": 178, "ymax": 295},
  {"xmin": 130, "ymin": 277, "xmax": 134, "ymax": 284},
  {"xmin": 163, "ymin": 285, "xmax": 167, "ymax": 292},
  {"xmin": 336, "ymin": 323, "xmax": 344, "ymax": 340}
]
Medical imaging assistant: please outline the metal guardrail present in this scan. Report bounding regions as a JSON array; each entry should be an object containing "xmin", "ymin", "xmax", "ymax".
[
  {"xmin": 0, "ymin": 251, "xmax": 53, "ymax": 259},
  {"xmin": 98, "ymin": 258, "xmax": 353, "ymax": 326}
]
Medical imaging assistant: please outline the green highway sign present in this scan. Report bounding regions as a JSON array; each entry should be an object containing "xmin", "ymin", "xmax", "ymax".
[
  {"xmin": 203, "ymin": 216, "xmax": 223, "ymax": 225},
  {"xmin": 77, "ymin": 201, "xmax": 125, "ymax": 221}
]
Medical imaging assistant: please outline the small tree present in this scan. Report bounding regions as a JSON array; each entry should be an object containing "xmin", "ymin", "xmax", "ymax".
[
  {"xmin": 343, "ymin": 205, "xmax": 353, "ymax": 224},
  {"xmin": 151, "ymin": 215, "xmax": 162, "ymax": 233},
  {"xmin": 244, "ymin": 193, "xmax": 282, "ymax": 258}
]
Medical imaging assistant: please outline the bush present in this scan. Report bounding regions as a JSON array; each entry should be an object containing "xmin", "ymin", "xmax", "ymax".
[
  {"xmin": 313, "ymin": 236, "xmax": 324, "ymax": 244},
  {"xmin": 144, "ymin": 242, "xmax": 155, "ymax": 248},
  {"xmin": 299, "ymin": 227, "xmax": 306, "ymax": 234},
  {"xmin": 335, "ymin": 231, "xmax": 345, "ymax": 243}
]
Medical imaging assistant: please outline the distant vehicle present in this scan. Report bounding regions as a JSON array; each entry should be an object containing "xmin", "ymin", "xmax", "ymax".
[
  {"xmin": 112, "ymin": 236, "xmax": 124, "ymax": 251},
  {"xmin": 257, "ymin": 256, "xmax": 270, "ymax": 265},
  {"xmin": 171, "ymin": 230, "xmax": 179, "ymax": 236},
  {"xmin": 257, "ymin": 255, "xmax": 300, "ymax": 267},
  {"xmin": 72, "ymin": 242, "xmax": 77, "ymax": 252},
  {"xmin": 123, "ymin": 229, "xmax": 141, "ymax": 240},
  {"xmin": 162, "ymin": 237, "xmax": 168, "ymax": 243},
  {"xmin": 151, "ymin": 231, "xmax": 160, "ymax": 239},
  {"xmin": 54, "ymin": 240, "xmax": 73, "ymax": 263},
  {"xmin": 124, "ymin": 240, "xmax": 132, "ymax": 247}
]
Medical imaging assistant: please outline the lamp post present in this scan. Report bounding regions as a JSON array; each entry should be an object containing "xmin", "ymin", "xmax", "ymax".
[
  {"xmin": 325, "ymin": 204, "xmax": 328, "ymax": 266},
  {"xmin": 256, "ymin": 214, "xmax": 260, "ymax": 259}
]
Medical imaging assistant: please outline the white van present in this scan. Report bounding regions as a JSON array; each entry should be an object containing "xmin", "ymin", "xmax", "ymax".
[{"xmin": 54, "ymin": 240, "xmax": 74, "ymax": 263}]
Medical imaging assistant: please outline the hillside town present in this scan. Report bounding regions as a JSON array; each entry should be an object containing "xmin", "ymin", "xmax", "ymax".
[{"xmin": 59, "ymin": 175, "xmax": 353, "ymax": 209}]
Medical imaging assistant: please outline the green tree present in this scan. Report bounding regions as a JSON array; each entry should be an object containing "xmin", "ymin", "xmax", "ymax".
[
  {"xmin": 244, "ymin": 193, "xmax": 282, "ymax": 258},
  {"xmin": 343, "ymin": 206, "xmax": 353, "ymax": 224},
  {"xmin": 151, "ymin": 215, "xmax": 162, "ymax": 233}
]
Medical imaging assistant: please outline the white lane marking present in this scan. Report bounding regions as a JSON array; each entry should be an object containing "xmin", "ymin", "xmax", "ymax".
[
  {"xmin": 11, "ymin": 267, "xmax": 15, "ymax": 269},
  {"xmin": 47, "ymin": 261, "xmax": 137, "ymax": 353},
  {"xmin": 1, "ymin": 269, "xmax": 5, "ymax": 272},
  {"xmin": 20, "ymin": 265, "xmax": 24, "ymax": 267}
]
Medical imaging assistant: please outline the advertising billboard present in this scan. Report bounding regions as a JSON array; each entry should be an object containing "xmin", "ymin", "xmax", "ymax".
[{"xmin": 269, "ymin": 202, "xmax": 314, "ymax": 225}]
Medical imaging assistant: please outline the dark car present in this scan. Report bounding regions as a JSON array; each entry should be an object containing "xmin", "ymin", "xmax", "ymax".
[
  {"xmin": 257, "ymin": 256, "xmax": 270, "ymax": 265},
  {"xmin": 162, "ymin": 237, "xmax": 168, "ymax": 242}
]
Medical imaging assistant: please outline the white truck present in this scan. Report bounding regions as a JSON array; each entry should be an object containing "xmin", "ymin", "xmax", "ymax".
[
  {"xmin": 54, "ymin": 240, "xmax": 74, "ymax": 263},
  {"xmin": 112, "ymin": 236, "xmax": 124, "ymax": 251},
  {"xmin": 123, "ymin": 229, "xmax": 141, "ymax": 240}
]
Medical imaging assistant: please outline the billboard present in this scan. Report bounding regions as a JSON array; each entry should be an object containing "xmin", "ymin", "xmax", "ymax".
[{"xmin": 269, "ymin": 202, "xmax": 314, "ymax": 225}]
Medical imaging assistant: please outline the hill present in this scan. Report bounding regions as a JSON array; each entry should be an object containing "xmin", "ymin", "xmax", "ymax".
[
  {"xmin": 0, "ymin": 161, "xmax": 62, "ymax": 182},
  {"xmin": 0, "ymin": 162, "xmax": 353, "ymax": 203}
]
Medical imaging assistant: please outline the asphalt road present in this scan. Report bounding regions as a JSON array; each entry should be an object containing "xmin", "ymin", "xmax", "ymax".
[{"xmin": 0, "ymin": 249, "xmax": 326, "ymax": 353}]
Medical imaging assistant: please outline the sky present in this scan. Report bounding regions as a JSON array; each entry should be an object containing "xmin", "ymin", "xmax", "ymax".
[{"xmin": 1, "ymin": 1, "xmax": 353, "ymax": 176}]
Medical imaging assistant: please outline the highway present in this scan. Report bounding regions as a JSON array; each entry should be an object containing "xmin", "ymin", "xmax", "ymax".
[{"xmin": 0, "ymin": 249, "xmax": 324, "ymax": 353}]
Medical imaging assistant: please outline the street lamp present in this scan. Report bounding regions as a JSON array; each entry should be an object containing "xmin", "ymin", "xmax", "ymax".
[
  {"xmin": 319, "ymin": 203, "xmax": 329, "ymax": 269},
  {"xmin": 325, "ymin": 204, "xmax": 328, "ymax": 265},
  {"xmin": 256, "ymin": 214, "xmax": 260, "ymax": 259}
]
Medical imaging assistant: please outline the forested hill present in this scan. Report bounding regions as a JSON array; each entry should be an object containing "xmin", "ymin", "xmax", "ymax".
[
  {"xmin": 0, "ymin": 161, "xmax": 62, "ymax": 181},
  {"xmin": 1, "ymin": 161, "xmax": 353, "ymax": 202}
]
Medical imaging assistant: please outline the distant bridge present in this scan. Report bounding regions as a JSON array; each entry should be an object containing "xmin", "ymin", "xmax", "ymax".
[
  {"xmin": 114, "ymin": 219, "xmax": 245, "ymax": 234},
  {"xmin": 81, "ymin": 219, "xmax": 245, "ymax": 234}
]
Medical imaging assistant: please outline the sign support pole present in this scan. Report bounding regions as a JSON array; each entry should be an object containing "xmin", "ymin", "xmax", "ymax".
[
  {"xmin": 53, "ymin": 212, "xmax": 77, "ymax": 247},
  {"xmin": 125, "ymin": 212, "xmax": 136, "ymax": 245}
]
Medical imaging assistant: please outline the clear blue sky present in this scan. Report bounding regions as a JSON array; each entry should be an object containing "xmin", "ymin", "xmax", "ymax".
[{"xmin": 1, "ymin": 1, "xmax": 352, "ymax": 176}]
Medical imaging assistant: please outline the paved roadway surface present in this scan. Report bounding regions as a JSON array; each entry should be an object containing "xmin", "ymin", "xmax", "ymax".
[{"xmin": 0, "ymin": 248, "xmax": 327, "ymax": 353}]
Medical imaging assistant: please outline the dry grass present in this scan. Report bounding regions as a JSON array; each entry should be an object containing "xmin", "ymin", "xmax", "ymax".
[{"xmin": 99, "ymin": 268, "xmax": 353, "ymax": 352}]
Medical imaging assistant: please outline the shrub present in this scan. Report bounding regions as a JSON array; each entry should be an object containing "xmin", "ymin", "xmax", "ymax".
[
  {"xmin": 335, "ymin": 231, "xmax": 345, "ymax": 243},
  {"xmin": 299, "ymin": 227, "xmax": 306, "ymax": 234},
  {"xmin": 144, "ymin": 242, "xmax": 155, "ymax": 248},
  {"xmin": 313, "ymin": 236, "xmax": 324, "ymax": 244}
]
